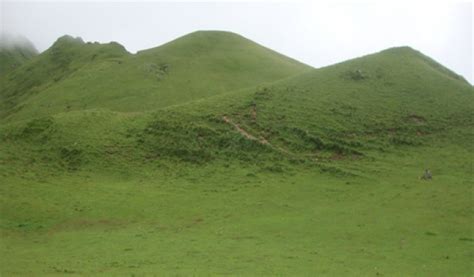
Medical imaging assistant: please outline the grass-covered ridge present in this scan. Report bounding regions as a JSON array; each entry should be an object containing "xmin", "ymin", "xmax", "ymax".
[
  {"xmin": 3, "ymin": 44, "xmax": 471, "ymax": 173},
  {"xmin": 0, "ymin": 34, "xmax": 38, "ymax": 76},
  {"xmin": 0, "ymin": 35, "xmax": 129, "ymax": 120},
  {"xmin": 1, "ymin": 31, "xmax": 312, "ymax": 122},
  {"xmin": 0, "ymin": 31, "xmax": 472, "ymax": 275}
]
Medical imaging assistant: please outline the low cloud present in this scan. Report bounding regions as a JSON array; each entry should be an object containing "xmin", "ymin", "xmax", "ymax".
[{"xmin": 0, "ymin": 32, "xmax": 38, "ymax": 53}]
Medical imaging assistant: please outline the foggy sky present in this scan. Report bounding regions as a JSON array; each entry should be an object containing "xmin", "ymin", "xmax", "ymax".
[{"xmin": 1, "ymin": 1, "xmax": 472, "ymax": 83}]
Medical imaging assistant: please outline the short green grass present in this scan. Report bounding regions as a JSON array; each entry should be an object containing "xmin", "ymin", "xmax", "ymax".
[
  {"xmin": 1, "ymin": 141, "xmax": 472, "ymax": 275},
  {"xmin": 0, "ymin": 31, "xmax": 473, "ymax": 275}
]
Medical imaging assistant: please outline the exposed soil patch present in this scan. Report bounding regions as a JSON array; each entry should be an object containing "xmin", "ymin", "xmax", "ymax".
[
  {"xmin": 222, "ymin": 115, "xmax": 359, "ymax": 163},
  {"xmin": 223, "ymin": 116, "xmax": 267, "ymax": 144},
  {"xmin": 222, "ymin": 116, "xmax": 307, "ymax": 158},
  {"xmin": 250, "ymin": 104, "xmax": 257, "ymax": 122},
  {"xmin": 185, "ymin": 218, "xmax": 204, "ymax": 228},
  {"xmin": 406, "ymin": 114, "xmax": 426, "ymax": 124},
  {"xmin": 330, "ymin": 153, "xmax": 345, "ymax": 161},
  {"xmin": 49, "ymin": 219, "xmax": 129, "ymax": 234}
]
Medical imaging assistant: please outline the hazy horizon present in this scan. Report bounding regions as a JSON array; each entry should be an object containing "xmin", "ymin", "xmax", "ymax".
[{"xmin": 1, "ymin": 2, "xmax": 472, "ymax": 82}]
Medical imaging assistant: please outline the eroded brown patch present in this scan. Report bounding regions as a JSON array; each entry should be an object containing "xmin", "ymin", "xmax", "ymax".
[
  {"xmin": 330, "ymin": 153, "xmax": 361, "ymax": 161},
  {"xmin": 49, "ymin": 219, "xmax": 129, "ymax": 234},
  {"xmin": 330, "ymin": 153, "xmax": 345, "ymax": 161},
  {"xmin": 406, "ymin": 114, "xmax": 426, "ymax": 124},
  {"xmin": 185, "ymin": 218, "xmax": 204, "ymax": 228},
  {"xmin": 250, "ymin": 104, "xmax": 257, "ymax": 122}
]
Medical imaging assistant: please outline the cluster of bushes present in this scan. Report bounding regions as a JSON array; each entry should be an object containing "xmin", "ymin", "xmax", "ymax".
[
  {"xmin": 281, "ymin": 126, "xmax": 363, "ymax": 156},
  {"xmin": 0, "ymin": 116, "xmax": 57, "ymax": 143},
  {"xmin": 135, "ymin": 114, "xmax": 274, "ymax": 164},
  {"xmin": 343, "ymin": 69, "xmax": 369, "ymax": 81},
  {"xmin": 142, "ymin": 62, "xmax": 170, "ymax": 80},
  {"xmin": 1, "ymin": 116, "xmax": 89, "ymax": 171},
  {"xmin": 59, "ymin": 146, "xmax": 83, "ymax": 170}
]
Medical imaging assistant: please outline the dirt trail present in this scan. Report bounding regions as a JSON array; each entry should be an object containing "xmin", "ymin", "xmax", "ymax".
[
  {"xmin": 222, "ymin": 116, "xmax": 314, "ymax": 159},
  {"xmin": 222, "ymin": 116, "xmax": 267, "ymax": 144}
]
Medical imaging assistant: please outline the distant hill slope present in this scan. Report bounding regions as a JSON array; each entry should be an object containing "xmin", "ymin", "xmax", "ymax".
[
  {"xmin": 0, "ymin": 35, "xmax": 130, "ymax": 121},
  {"xmin": 119, "ymin": 46, "xmax": 472, "ymax": 166},
  {"xmin": 0, "ymin": 34, "xmax": 38, "ymax": 75},
  {"xmin": 1, "ymin": 44, "xmax": 472, "ymax": 174},
  {"xmin": 0, "ymin": 31, "xmax": 312, "ymax": 122},
  {"xmin": 195, "ymin": 46, "xmax": 473, "ymax": 157}
]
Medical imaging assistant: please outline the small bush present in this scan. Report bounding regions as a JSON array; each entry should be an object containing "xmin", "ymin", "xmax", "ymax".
[
  {"xmin": 59, "ymin": 147, "xmax": 83, "ymax": 170},
  {"xmin": 17, "ymin": 117, "xmax": 55, "ymax": 142},
  {"xmin": 389, "ymin": 136, "xmax": 420, "ymax": 146}
]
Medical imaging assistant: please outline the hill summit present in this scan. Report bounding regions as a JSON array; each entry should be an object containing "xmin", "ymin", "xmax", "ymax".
[{"xmin": 1, "ymin": 31, "xmax": 312, "ymax": 122}]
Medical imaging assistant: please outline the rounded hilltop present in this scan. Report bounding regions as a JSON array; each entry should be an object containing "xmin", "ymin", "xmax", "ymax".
[
  {"xmin": 51, "ymin": 34, "xmax": 128, "ymax": 53},
  {"xmin": 379, "ymin": 45, "xmax": 468, "ymax": 83},
  {"xmin": 185, "ymin": 30, "xmax": 243, "ymax": 36},
  {"xmin": 137, "ymin": 29, "xmax": 263, "ymax": 55},
  {"xmin": 53, "ymin": 35, "xmax": 85, "ymax": 45},
  {"xmin": 1, "ymin": 30, "xmax": 311, "ymax": 122}
]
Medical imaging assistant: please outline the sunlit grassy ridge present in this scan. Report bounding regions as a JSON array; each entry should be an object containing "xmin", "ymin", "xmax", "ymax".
[{"xmin": 0, "ymin": 32, "xmax": 473, "ymax": 275}]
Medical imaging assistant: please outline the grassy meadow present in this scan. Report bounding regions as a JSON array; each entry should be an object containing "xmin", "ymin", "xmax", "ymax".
[
  {"xmin": 0, "ymin": 31, "xmax": 473, "ymax": 275},
  {"xmin": 1, "ymin": 139, "xmax": 472, "ymax": 275}
]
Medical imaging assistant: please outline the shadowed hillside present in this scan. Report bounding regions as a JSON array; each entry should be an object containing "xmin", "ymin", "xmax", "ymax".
[
  {"xmin": 0, "ymin": 34, "xmax": 38, "ymax": 75},
  {"xmin": 0, "ymin": 35, "xmax": 129, "ymax": 120}
]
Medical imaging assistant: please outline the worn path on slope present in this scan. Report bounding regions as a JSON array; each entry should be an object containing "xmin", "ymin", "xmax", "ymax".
[{"xmin": 222, "ymin": 116, "xmax": 319, "ymax": 160}]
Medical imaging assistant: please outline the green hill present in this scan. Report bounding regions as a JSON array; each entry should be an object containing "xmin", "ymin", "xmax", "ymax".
[
  {"xmin": 0, "ymin": 34, "xmax": 38, "ymax": 75},
  {"xmin": 0, "ymin": 32, "xmax": 472, "ymax": 275},
  {"xmin": 0, "ymin": 31, "xmax": 311, "ymax": 122},
  {"xmin": 0, "ymin": 35, "xmax": 129, "ymax": 120},
  {"xmin": 23, "ymin": 45, "xmax": 465, "ymax": 169}
]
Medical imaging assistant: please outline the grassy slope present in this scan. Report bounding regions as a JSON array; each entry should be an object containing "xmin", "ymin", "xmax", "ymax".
[
  {"xmin": 0, "ymin": 31, "xmax": 311, "ymax": 122},
  {"xmin": 0, "ymin": 35, "xmax": 130, "ymax": 120},
  {"xmin": 0, "ymin": 46, "xmax": 37, "ymax": 75},
  {"xmin": 0, "ymin": 43, "xmax": 473, "ymax": 275},
  {"xmin": 204, "ymin": 46, "xmax": 473, "ymax": 161},
  {"xmin": 0, "ymin": 37, "xmax": 38, "ymax": 76},
  {"xmin": 1, "ymin": 145, "xmax": 471, "ymax": 275}
]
